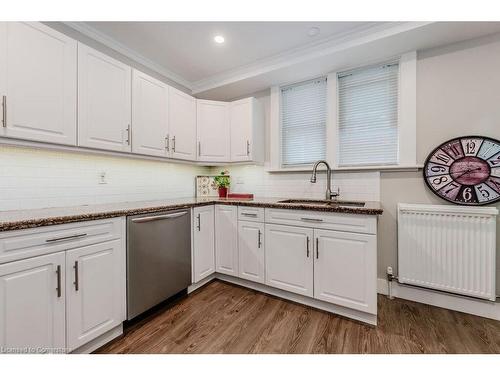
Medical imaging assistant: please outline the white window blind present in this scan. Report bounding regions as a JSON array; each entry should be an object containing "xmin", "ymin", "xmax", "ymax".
[
  {"xmin": 337, "ymin": 61, "xmax": 399, "ymax": 166},
  {"xmin": 281, "ymin": 77, "xmax": 327, "ymax": 166}
]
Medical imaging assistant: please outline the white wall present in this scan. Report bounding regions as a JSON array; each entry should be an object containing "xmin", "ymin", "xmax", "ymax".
[{"xmin": 0, "ymin": 145, "xmax": 207, "ymax": 211}]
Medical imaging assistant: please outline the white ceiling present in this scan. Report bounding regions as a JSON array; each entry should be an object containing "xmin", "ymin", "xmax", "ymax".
[
  {"xmin": 67, "ymin": 21, "xmax": 500, "ymax": 100},
  {"xmin": 83, "ymin": 21, "xmax": 371, "ymax": 82}
]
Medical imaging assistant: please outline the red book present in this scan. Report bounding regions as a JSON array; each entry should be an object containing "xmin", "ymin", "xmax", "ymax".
[{"xmin": 227, "ymin": 193, "xmax": 254, "ymax": 199}]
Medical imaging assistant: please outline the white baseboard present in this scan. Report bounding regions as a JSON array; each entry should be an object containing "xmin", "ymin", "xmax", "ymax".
[
  {"xmin": 217, "ymin": 274, "xmax": 377, "ymax": 326},
  {"xmin": 71, "ymin": 324, "xmax": 123, "ymax": 354},
  {"xmin": 187, "ymin": 274, "xmax": 216, "ymax": 294},
  {"xmin": 377, "ymin": 278, "xmax": 500, "ymax": 321}
]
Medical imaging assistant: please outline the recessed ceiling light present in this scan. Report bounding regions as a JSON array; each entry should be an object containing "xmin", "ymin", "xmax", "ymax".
[
  {"xmin": 214, "ymin": 35, "xmax": 225, "ymax": 44},
  {"xmin": 308, "ymin": 27, "xmax": 320, "ymax": 37}
]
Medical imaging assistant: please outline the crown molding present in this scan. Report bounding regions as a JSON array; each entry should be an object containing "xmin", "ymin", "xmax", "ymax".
[
  {"xmin": 191, "ymin": 21, "xmax": 433, "ymax": 94},
  {"xmin": 63, "ymin": 22, "xmax": 193, "ymax": 90}
]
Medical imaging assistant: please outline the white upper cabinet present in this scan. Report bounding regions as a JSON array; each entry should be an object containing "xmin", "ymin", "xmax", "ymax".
[
  {"xmin": 0, "ymin": 22, "xmax": 77, "ymax": 145},
  {"xmin": 131, "ymin": 69, "xmax": 169, "ymax": 157},
  {"xmin": 78, "ymin": 43, "xmax": 132, "ymax": 152},
  {"xmin": 230, "ymin": 97, "xmax": 264, "ymax": 163},
  {"xmin": 0, "ymin": 251, "xmax": 66, "ymax": 352},
  {"xmin": 265, "ymin": 224, "xmax": 313, "ymax": 297},
  {"xmin": 197, "ymin": 100, "xmax": 230, "ymax": 162},
  {"xmin": 314, "ymin": 229, "xmax": 377, "ymax": 314},
  {"xmin": 169, "ymin": 87, "xmax": 197, "ymax": 161}
]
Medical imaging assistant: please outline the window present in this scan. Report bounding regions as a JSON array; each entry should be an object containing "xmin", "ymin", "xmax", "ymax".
[
  {"xmin": 280, "ymin": 77, "xmax": 327, "ymax": 166},
  {"xmin": 337, "ymin": 61, "xmax": 399, "ymax": 166}
]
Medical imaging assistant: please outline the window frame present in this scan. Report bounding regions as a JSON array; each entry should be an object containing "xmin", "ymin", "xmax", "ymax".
[{"xmin": 269, "ymin": 51, "xmax": 417, "ymax": 172}]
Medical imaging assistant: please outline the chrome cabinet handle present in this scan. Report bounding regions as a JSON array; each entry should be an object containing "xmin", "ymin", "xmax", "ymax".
[
  {"xmin": 46, "ymin": 233, "xmax": 87, "ymax": 243},
  {"xmin": 73, "ymin": 261, "xmax": 79, "ymax": 291},
  {"xmin": 306, "ymin": 236, "xmax": 310, "ymax": 258},
  {"xmin": 246, "ymin": 140, "xmax": 250, "ymax": 156},
  {"xmin": 2, "ymin": 95, "xmax": 6, "ymax": 128},
  {"xmin": 131, "ymin": 212, "xmax": 188, "ymax": 223},
  {"xmin": 172, "ymin": 136, "xmax": 176, "ymax": 152},
  {"xmin": 56, "ymin": 265, "xmax": 62, "ymax": 298},
  {"xmin": 316, "ymin": 238, "xmax": 319, "ymax": 259},
  {"xmin": 301, "ymin": 217, "xmax": 323, "ymax": 223},
  {"xmin": 198, "ymin": 141, "xmax": 201, "ymax": 156},
  {"xmin": 125, "ymin": 124, "xmax": 131, "ymax": 145},
  {"xmin": 241, "ymin": 212, "xmax": 257, "ymax": 217},
  {"xmin": 258, "ymin": 230, "xmax": 262, "ymax": 248},
  {"xmin": 197, "ymin": 213, "xmax": 201, "ymax": 231},
  {"xmin": 165, "ymin": 134, "xmax": 170, "ymax": 151}
]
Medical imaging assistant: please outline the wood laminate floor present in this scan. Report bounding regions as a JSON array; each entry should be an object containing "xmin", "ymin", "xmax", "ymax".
[{"xmin": 96, "ymin": 280, "xmax": 500, "ymax": 354}]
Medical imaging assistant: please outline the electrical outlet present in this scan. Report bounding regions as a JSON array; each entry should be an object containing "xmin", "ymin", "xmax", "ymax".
[{"xmin": 99, "ymin": 171, "xmax": 108, "ymax": 184}]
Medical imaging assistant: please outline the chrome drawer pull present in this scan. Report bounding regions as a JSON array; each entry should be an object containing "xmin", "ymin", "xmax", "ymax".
[
  {"xmin": 46, "ymin": 233, "xmax": 87, "ymax": 243},
  {"xmin": 56, "ymin": 265, "xmax": 62, "ymax": 298},
  {"xmin": 241, "ymin": 212, "xmax": 258, "ymax": 217},
  {"xmin": 131, "ymin": 212, "xmax": 187, "ymax": 223},
  {"xmin": 300, "ymin": 217, "xmax": 323, "ymax": 222}
]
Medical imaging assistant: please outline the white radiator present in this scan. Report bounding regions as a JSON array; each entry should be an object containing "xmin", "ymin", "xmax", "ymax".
[{"xmin": 398, "ymin": 203, "xmax": 498, "ymax": 301}]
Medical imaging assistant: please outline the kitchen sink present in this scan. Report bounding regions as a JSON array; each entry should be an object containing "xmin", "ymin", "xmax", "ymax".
[{"xmin": 277, "ymin": 199, "xmax": 365, "ymax": 207}]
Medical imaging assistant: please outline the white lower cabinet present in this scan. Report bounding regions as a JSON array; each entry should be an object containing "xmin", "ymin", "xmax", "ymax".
[
  {"xmin": 66, "ymin": 240, "xmax": 124, "ymax": 352},
  {"xmin": 193, "ymin": 206, "xmax": 215, "ymax": 283},
  {"xmin": 265, "ymin": 224, "xmax": 313, "ymax": 297},
  {"xmin": 215, "ymin": 205, "xmax": 238, "ymax": 276},
  {"xmin": 314, "ymin": 229, "xmax": 377, "ymax": 314},
  {"xmin": 0, "ymin": 251, "xmax": 66, "ymax": 351},
  {"xmin": 238, "ymin": 220, "xmax": 265, "ymax": 283}
]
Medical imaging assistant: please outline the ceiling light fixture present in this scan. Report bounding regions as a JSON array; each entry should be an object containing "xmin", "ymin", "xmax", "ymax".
[
  {"xmin": 214, "ymin": 35, "xmax": 225, "ymax": 44},
  {"xmin": 308, "ymin": 27, "xmax": 320, "ymax": 37}
]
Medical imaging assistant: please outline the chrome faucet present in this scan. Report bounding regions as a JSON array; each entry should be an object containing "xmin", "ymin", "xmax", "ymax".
[{"xmin": 310, "ymin": 160, "xmax": 340, "ymax": 200}]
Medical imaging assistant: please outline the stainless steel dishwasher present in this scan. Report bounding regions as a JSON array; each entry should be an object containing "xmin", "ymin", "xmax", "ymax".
[{"xmin": 126, "ymin": 209, "xmax": 191, "ymax": 320}]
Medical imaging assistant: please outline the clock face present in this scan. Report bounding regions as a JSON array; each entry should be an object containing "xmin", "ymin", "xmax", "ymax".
[{"xmin": 424, "ymin": 136, "xmax": 500, "ymax": 205}]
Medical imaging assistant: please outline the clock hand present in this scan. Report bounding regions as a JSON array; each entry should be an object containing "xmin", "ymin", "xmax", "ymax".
[{"xmin": 452, "ymin": 167, "xmax": 482, "ymax": 179}]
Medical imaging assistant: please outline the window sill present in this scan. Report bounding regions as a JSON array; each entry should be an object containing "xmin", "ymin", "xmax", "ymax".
[{"xmin": 265, "ymin": 164, "xmax": 423, "ymax": 173}]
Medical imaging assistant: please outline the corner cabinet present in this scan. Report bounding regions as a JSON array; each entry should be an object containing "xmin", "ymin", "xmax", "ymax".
[
  {"xmin": 169, "ymin": 87, "xmax": 197, "ymax": 161},
  {"xmin": 230, "ymin": 97, "xmax": 264, "ymax": 163},
  {"xmin": 192, "ymin": 206, "xmax": 215, "ymax": 282},
  {"xmin": 131, "ymin": 70, "xmax": 169, "ymax": 157},
  {"xmin": 197, "ymin": 100, "xmax": 230, "ymax": 162},
  {"xmin": 0, "ymin": 22, "xmax": 77, "ymax": 145},
  {"xmin": 215, "ymin": 205, "xmax": 238, "ymax": 276},
  {"xmin": 78, "ymin": 43, "xmax": 132, "ymax": 152}
]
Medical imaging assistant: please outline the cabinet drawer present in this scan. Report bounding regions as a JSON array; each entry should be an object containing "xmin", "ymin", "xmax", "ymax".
[
  {"xmin": 0, "ymin": 217, "xmax": 124, "ymax": 264},
  {"xmin": 264, "ymin": 208, "xmax": 376, "ymax": 235},
  {"xmin": 238, "ymin": 206, "xmax": 264, "ymax": 222}
]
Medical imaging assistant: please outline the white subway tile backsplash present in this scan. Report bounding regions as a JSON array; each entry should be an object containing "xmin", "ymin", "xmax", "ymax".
[{"xmin": 0, "ymin": 146, "xmax": 207, "ymax": 211}]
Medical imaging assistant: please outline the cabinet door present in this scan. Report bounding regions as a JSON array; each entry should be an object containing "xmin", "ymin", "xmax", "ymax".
[
  {"xmin": 193, "ymin": 206, "xmax": 215, "ymax": 283},
  {"xmin": 265, "ymin": 224, "xmax": 313, "ymax": 297},
  {"xmin": 66, "ymin": 240, "xmax": 124, "ymax": 351},
  {"xmin": 215, "ymin": 205, "xmax": 238, "ymax": 276},
  {"xmin": 169, "ymin": 87, "xmax": 196, "ymax": 160},
  {"xmin": 230, "ymin": 98, "xmax": 252, "ymax": 162},
  {"xmin": 78, "ymin": 43, "xmax": 131, "ymax": 152},
  {"xmin": 314, "ymin": 229, "xmax": 377, "ymax": 314},
  {"xmin": 0, "ymin": 22, "xmax": 77, "ymax": 145},
  {"xmin": 131, "ymin": 70, "xmax": 169, "ymax": 157},
  {"xmin": 0, "ymin": 252, "xmax": 65, "ymax": 352},
  {"xmin": 238, "ymin": 221, "xmax": 265, "ymax": 283},
  {"xmin": 197, "ymin": 100, "xmax": 230, "ymax": 162}
]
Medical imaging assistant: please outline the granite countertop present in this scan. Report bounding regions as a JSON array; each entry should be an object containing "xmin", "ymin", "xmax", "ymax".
[{"xmin": 0, "ymin": 197, "xmax": 383, "ymax": 232}]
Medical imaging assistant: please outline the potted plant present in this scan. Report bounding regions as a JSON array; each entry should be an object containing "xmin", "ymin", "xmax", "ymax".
[{"xmin": 213, "ymin": 170, "xmax": 230, "ymax": 198}]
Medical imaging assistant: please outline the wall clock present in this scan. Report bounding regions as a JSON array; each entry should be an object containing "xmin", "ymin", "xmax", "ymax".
[{"xmin": 424, "ymin": 136, "xmax": 500, "ymax": 205}]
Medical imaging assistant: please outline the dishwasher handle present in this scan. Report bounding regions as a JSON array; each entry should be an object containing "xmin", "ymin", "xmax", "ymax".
[{"xmin": 131, "ymin": 211, "xmax": 188, "ymax": 223}]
